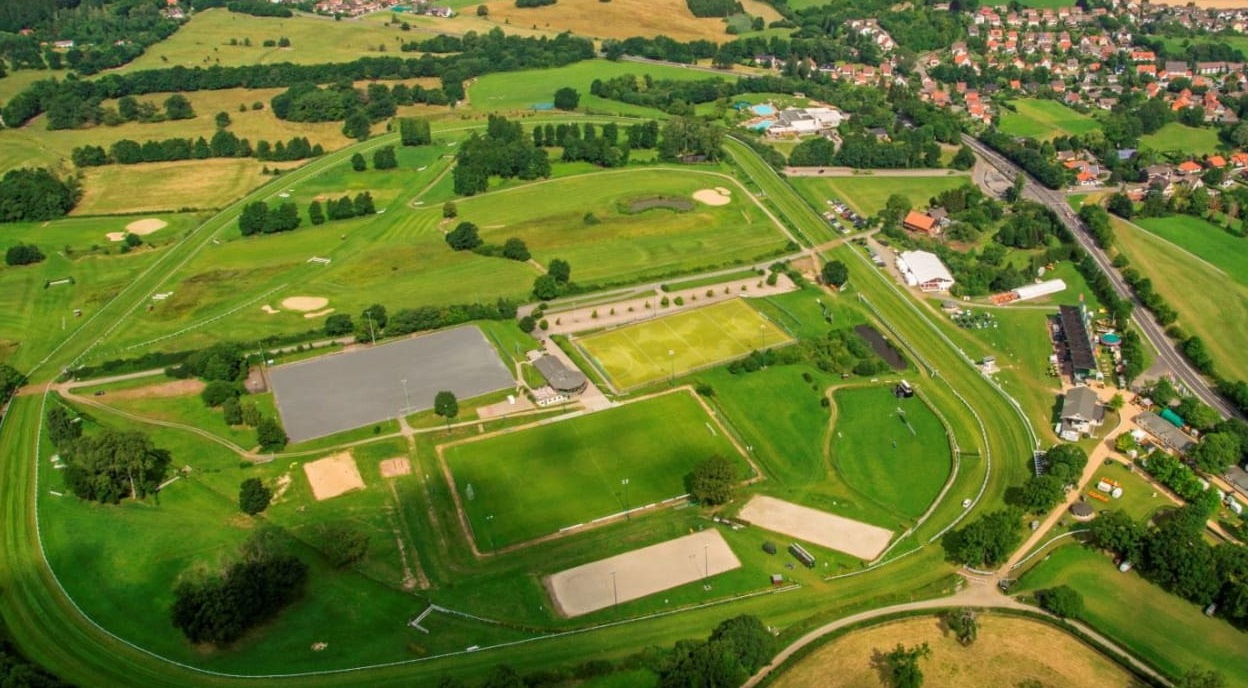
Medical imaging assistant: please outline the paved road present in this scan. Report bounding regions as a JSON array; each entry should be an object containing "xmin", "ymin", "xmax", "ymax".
[{"xmin": 963, "ymin": 135, "xmax": 1237, "ymax": 420}]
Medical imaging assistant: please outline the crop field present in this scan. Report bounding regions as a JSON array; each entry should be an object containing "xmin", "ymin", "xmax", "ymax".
[
  {"xmin": 461, "ymin": 169, "xmax": 791, "ymax": 286},
  {"xmin": 575, "ymin": 299, "xmax": 792, "ymax": 389},
  {"xmin": 1112, "ymin": 217, "xmax": 1248, "ymax": 381},
  {"xmin": 1140, "ymin": 122, "xmax": 1222, "ymax": 155},
  {"xmin": 477, "ymin": 0, "xmax": 783, "ymax": 42},
  {"xmin": 790, "ymin": 174, "xmax": 972, "ymax": 217},
  {"xmin": 468, "ymin": 59, "xmax": 737, "ymax": 116},
  {"xmin": 828, "ymin": 386, "xmax": 951, "ymax": 520},
  {"xmin": 1133, "ymin": 215, "xmax": 1248, "ymax": 286},
  {"xmin": 772, "ymin": 614, "xmax": 1143, "ymax": 688},
  {"xmin": 998, "ymin": 99, "xmax": 1101, "ymax": 139},
  {"xmin": 1016, "ymin": 545, "xmax": 1248, "ymax": 685},
  {"xmin": 440, "ymin": 391, "xmax": 745, "ymax": 548}
]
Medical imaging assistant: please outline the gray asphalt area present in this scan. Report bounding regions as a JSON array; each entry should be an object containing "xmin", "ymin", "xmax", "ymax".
[{"xmin": 268, "ymin": 326, "xmax": 514, "ymax": 442}]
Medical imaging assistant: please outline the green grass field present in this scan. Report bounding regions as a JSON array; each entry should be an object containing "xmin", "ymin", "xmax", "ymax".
[
  {"xmin": 790, "ymin": 174, "xmax": 972, "ymax": 217},
  {"xmin": 828, "ymin": 386, "xmax": 951, "ymax": 520},
  {"xmin": 1140, "ymin": 123, "xmax": 1222, "ymax": 156},
  {"xmin": 1016, "ymin": 544, "xmax": 1248, "ymax": 685},
  {"xmin": 1113, "ymin": 217, "xmax": 1248, "ymax": 381},
  {"xmin": 1133, "ymin": 215, "xmax": 1248, "ymax": 287},
  {"xmin": 998, "ymin": 99, "xmax": 1101, "ymax": 140},
  {"xmin": 441, "ymin": 391, "xmax": 744, "ymax": 547},
  {"xmin": 575, "ymin": 299, "xmax": 792, "ymax": 389}
]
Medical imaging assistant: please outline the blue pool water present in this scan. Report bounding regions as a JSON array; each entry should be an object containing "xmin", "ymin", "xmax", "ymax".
[
  {"xmin": 750, "ymin": 104, "xmax": 777, "ymax": 116},
  {"xmin": 750, "ymin": 120, "xmax": 776, "ymax": 131}
]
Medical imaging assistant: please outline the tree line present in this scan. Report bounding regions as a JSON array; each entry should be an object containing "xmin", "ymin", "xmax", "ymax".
[
  {"xmin": 72, "ymin": 134, "xmax": 322, "ymax": 167},
  {"xmin": 978, "ymin": 131, "xmax": 1070, "ymax": 190},
  {"xmin": 0, "ymin": 168, "xmax": 79, "ymax": 223},
  {"xmin": 686, "ymin": 0, "xmax": 742, "ymax": 18},
  {"xmin": 1, "ymin": 29, "xmax": 596, "ymax": 130},
  {"xmin": 348, "ymin": 299, "xmax": 519, "ymax": 344},
  {"xmin": 533, "ymin": 120, "xmax": 660, "ymax": 169},
  {"xmin": 309, "ymin": 192, "xmax": 376, "ymax": 226},
  {"xmin": 165, "ymin": 341, "xmax": 288, "ymax": 449}
]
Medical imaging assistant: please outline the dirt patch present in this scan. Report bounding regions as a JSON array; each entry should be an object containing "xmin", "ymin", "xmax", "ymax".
[
  {"xmin": 771, "ymin": 615, "xmax": 1146, "ymax": 688},
  {"xmin": 546, "ymin": 530, "xmax": 740, "ymax": 617},
  {"xmin": 261, "ymin": 304, "xmax": 280, "ymax": 315},
  {"xmin": 125, "ymin": 218, "xmax": 168, "ymax": 235},
  {"xmin": 854, "ymin": 324, "xmax": 908, "ymax": 371},
  {"xmin": 693, "ymin": 188, "xmax": 732, "ymax": 206},
  {"xmin": 271, "ymin": 473, "xmax": 293, "ymax": 503},
  {"xmin": 105, "ymin": 232, "xmax": 127, "ymax": 242},
  {"xmin": 98, "ymin": 378, "xmax": 205, "ymax": 400},
  {"xmin": 303, "ymin": 452, "xmax": 365, "ymax": 501},
  {"xmin": 624, "ymin": 195, "xmax": 695, "ymax": 213},
  {"xmin": 304, "ymin": 308, "xmax": 335, "ymax": 319},
  {"xmin": 379, "ymin": 457, "xmax": 412, "ymax": 479},
  {"xmin": 281, "ymin": 296, "xmax": 329, "ymax": 312},
  {"xmin": 737, "ymin": 495, "xmax": 893, "ymax": 560}
]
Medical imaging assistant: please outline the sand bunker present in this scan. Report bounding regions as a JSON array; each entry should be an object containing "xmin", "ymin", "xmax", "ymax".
[
  {"xmin": 105, "ymin": 232, "xmax": 127, "ymax": 242},
  {"xmin": 693, "ymin": 188, "xmax": 731, "ymax": 206},
  {"xmin": 379, "ymin": 457, "xmax": 411, "ymax": 479},
  {"xmin": 261, "ymin": 305, "xmax": 281, "ymax": 315},
  {"xmin": 737, "ymin": 495, "xmax": 894, "ymax": 561},
  {"xmin": 303, "ymin": 452, "xmax": 365, "ymax": 501},
  {"xmin": 126, "ymin": 218, "xmax": 168, "ymax": 235},
  {"xmin": 281, "ymin": 296, "xmax": 330, "ymax": 312},
  {"xmin": 304, "ymin": 308, "xmax": 335, "ymax": 319}
]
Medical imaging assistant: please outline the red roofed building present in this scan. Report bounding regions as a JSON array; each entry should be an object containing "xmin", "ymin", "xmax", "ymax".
[
  {"xmin": 1208, "ymin": 155, "xmax": 1227, "ymax": 169},
  {"xmin": 903, "ymin": 211, "xmax": 940, "ymax": 236},
  {"xmin": 1177, "ymin": 161, "xmax": 1203, "ymax": 174}
]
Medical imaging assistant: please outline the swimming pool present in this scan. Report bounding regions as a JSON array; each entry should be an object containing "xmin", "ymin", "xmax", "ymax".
[
  {"xmin": 750, "ymin": 104, "xmax": 776, "ymax": 116},
  {"xmin": 749, "ymin": 120, "xmax": 775, "ymax": 131}
]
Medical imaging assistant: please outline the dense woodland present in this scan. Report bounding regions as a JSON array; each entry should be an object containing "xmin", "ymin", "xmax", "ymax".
[
  {"xmin": 0, "ymin": 0, "xmax": 182, "ymax": 75},
  {"xmin": 0, "ymin": 168, "xmax": 79, "ymax": 222}
]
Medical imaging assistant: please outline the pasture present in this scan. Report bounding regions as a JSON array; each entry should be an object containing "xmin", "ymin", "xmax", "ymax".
[
  {"xmin": 440, "ymin": 391, "xmax": 745, "ymax": 548},
  {"xmin": 998, "ymin": 99, "xmax": 1101, "ymax": 139},
  {"xmin": 477, "ymin": 0, "xmax": 783, "ymax": 42},
  {"xmin": 1140, "ymin": 123, "xmax": 1222, "ymax": 156},
  {"xmin": 575, "ymin": 299, "xmax": 792, "ymax": 390},
  {"xmin": 1016, "ymin": 544, "xmax": 1248, "ymax": 685},
  {"xmin": 828, "ymin": 386, "xmax": 951, "ymax": 520},
  {"xmin": 771, "ymin": 614, "xmax": 1145, "ymax": 688},
  {"xmin": 1112, "ymin": 217, "xmax": 1248, "ymax": 381},
  {"xmin": 461, "ymin": 168, "xmax": 791, "ymax": 286},
  {"xmin": 790, "ymin": 174, "xmax": 971, "ymax": 217},
  {"xmin": 1133, "ymin": 215, "xmax": 1248, "ymax": 286}
]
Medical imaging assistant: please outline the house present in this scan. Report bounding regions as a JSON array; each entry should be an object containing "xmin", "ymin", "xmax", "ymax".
[
  {"xmin": 1060, "ymin": 385, "xmax": 1105, "ymax": 439},
  {"xmin": 1207, "ymin": 155, "xmax": 1227, "ymax": 169},
  {"xmin": 896, "ymin": 250, "xmax": 955, "ymax": 292},
  {"xmin": 427, "ymin": 6, "xmax": 454, "ymax": 17},
  {"xmin": 902, "ymin": 211, "xmax": 939, "ymax": 236},
  {"xmin": 1177, "ymin": 160, "xmax": 1203, "ymax": 175}
]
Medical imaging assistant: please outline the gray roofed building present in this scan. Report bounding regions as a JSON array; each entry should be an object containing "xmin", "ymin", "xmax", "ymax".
[
  {"xmin": 1226, "ymin": 465, "xmax": 1248, "ymax": 498},
  {"xmin": 1060, "ymin": 386, "xmax": 1104, "ymax": 439},
  {"xmin": 533, "ymin": 355, "xmax": 588, "ymax": 395},
  {"xmin": 1136, "ymin": 411, "xmax": 1196, "ymax": 454}
]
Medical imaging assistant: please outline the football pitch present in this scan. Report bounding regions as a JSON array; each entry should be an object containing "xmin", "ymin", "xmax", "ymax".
[
  {"xmin": 440, "ymin": 392, "xmax": 745, "ymax": 549},
  {"xmin": 575, "ymin": 299, "xmax": 793, "ymax": 390}
]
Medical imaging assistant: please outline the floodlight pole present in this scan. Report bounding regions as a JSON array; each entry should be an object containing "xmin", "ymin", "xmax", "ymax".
[{"xmin": 622, "ymin": 478, "xmax": 630, "ymax": 520}]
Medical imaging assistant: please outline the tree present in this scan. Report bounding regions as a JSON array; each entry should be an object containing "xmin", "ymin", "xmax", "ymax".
[
  {"xmin": 1008, "ymin": 474, "xmax": 1065, "ymax": 514},
  {"xmin": 255, "ymin": 416, "xmax": 287, "ymax": 451},
  {"xmin": 1107, "ymin": 192, "xmax": 1134, "ymax": 219},
  {"xmin": 951, "ymin": 145, "xmax": 976, "ymax": 170},
  {"xmin": 1037, "ymin": 585, "xmax": 1084, "ymax": 619},
  {"xmin": 223, "ymin": 397, "xmax": 243, "ymax": 426},
  {"xmin": 62, "ymin": 430, "xmax": 172, "ymax": 504},
  {"xmin": 163, "ymin": 94, "xmax": 194, "ymax": 120},
  {"xmin": 548, "ymin": 258, "xmax": 571, "ymax": 284},
  {"xmin": 350, "ymin": 152, "xmax": 367, "ymax": 172},
  {"xmin": 399, "ymin": 117, "xmax": 432, "ymax": 146},
  {"xmin": 0, "ymin": 168, "xmax": 78, "ymax": 222},
  {"xmin": 1108, "ymin": 393, "xmax": 1125, "ymax": 411},
  {"xmin": 317, "ymin": 522, "xmax": 370, "ymax": 567},
  {"xmin": 821, "ymin": 260, "xmax": 849, "ymax": 287},
  {"xmin": 201, "ymin": 380, "xmax": 238, "ymax": 407},
  {"xmin": 442, "ymin": 201, "xmax": 457, "ymax": 218},
  {"xmin": 533, "ymin": 274, "xmax": 560, "ymax": 300},
  {"xmin": 343, "ymin": 110, "xmax": 371, "ymax": 141},
  {"xmin": 361, "ymin": 303, "xmax": 387, "ymax": 332},
  {"xmin": 553, "ymin": 87, "xmax": 580, "ymax": 111},
  {"xmin": 481, "ymin": 665, "xmax": 525, "ymax": 688},
  {"xmin": 942, "ymin": 608, "xmax": 977, "ymax": 646},
  {"xmin": 686, "ymin": 455, "xmax": 738, "ymax": 505},
  {"xmin": 942, "ymin": 509, "xmax": 1021, "ymax": 567},
  {"xmin": 1193, "ymin": 433, "xmax": 1242, "ymax": 475},
  {"xmin": 445, "ymin": 222, "xmax": 482, "ymax": 250},
  {"xmin": 353, "ymin": 191, "xmax": 375, "ymax": 216},
  {"xmin": 323, "ymin": 313, "xmax": 354, "ymax": 336},
  {"xmin": 45, "ymin": 405, "xmax": 81, "ymax": 449},
  {"xmin": 5, "ymin": 243, "xmax": 45, "ymax": 266},
  {"xmin": 880, "ymin": 643, "xmax": 930, "ymax": 688},
  {"xmin": 1088, "ymin": 509, "xmax": 1145, "ymax": 562},
  {"xmin": 239, "ymin": 201, "xmax": 268, "ymax": 236},
  {"xmin": 1177, "ymin": 668, "xmax": 1226, "ymax": 688},
  {"xmin": 215, "ymin": 111, "xmax": 231, "ymax": 128},
  {"xmin": 308, "ymin": 200, "xmax": 325, "ymax": 225},
  {"xmin": 882, "ymin": 194, "xmax": 912, "ymax": 226},
  {"xmin": 434, "ymin": 390, "xmax": 459, "ymax": 430},
  {"xmin": 373, "ymin": 145, "xmax": 398, "ymax": 170},
  {"xmin": 502, "ymin": 237, "xmax": 530, "ymax": 261},
  {"xmin": 707, "ymin": 615, "xmax": 774, "ymax": 674},
  {"xmin": 238, "ymin": 477, "xmax": 272, "ymax": 515},
  {"xmin": 477, "ymin": 4, "xmax": 489, "ymax": 15}
]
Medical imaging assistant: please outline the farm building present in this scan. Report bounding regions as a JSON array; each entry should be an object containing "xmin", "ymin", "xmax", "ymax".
[
  {"xmin": 902, "ymin": 211, "xmax": 940, "ymax": 236},
  {"xmin": 896, "ymin": 251, "xmax": 955, "ymax": 292},
  {"xmin": 1135, "ymin": 411, "xmax": 1196, "ymax": 454},
  {"xmin": 1057, "ymin": 303, "xmax": 1099, "ymax": 382},
  {"xmin": 1059, "ymin": 385, "xmax": 1104, "ymax": 440},
  {"xmin": 533, "ymin": 355, "xmax": 588, "ymax": 395}
]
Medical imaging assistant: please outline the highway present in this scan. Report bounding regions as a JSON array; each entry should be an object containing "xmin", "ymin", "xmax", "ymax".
[{"xmin": 963, "ymin": 135, "xmax": 1238, "ymax": 419}]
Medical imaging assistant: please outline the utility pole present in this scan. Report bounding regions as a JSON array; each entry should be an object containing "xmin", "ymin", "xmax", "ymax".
[{"xmin": 365, "ymin": 311, "xmax": 377, "ymax": 345}]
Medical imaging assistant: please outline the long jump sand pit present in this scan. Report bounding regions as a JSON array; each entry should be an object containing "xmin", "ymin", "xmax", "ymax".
[
  {"xmin": 303, "ymin": 452, "xmax": 365, "ymax": 501},
  {"xmin": 738, "ymin": 495, "xmax": 893, "ymax": 561},
  {"xmin": 547, "ymin": 530, "xmax": 740, "ymax": 617},
  {"xmin": 693, "ymin": 188, "xmax": 732, "ymax": 206}
]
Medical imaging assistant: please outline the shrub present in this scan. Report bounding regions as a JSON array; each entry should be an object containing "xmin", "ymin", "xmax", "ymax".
[
  {"xmin": 1037, "ymin": 585, "xmax": 1084, "ymax": 619},
  {"xmin": 201, "ymin": 380, "xmax": 239, "ymax": 407},
  {"xmin": 686, "ymin": 455, "xmax": 737, "ymax": 505},
  {"xmin": 5, "ymin": 243, "xmax": 45, "ymax": 266},
  {"xmin": 238, "ymin": 477, "xmax": 272, "ymax": 515},
  {"xmin": 318, "ymin": 522, "xmax": 369, "ymax": 567}
]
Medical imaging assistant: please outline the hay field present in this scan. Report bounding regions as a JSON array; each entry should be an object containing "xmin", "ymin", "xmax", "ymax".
[
  {"xmin": 479, "ymin": 0, "xmax": 783, "ymax": 42},
  {"xmin": 74, "ymin": 158, "xmax": 288, "ymax": 215},
  {"xmin": 772, "ymin": 615, "xmax": 1145, "ymax": 688}
]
